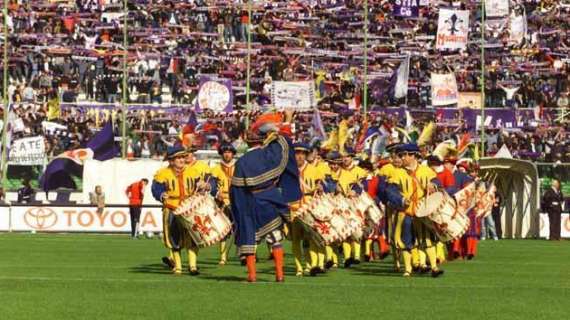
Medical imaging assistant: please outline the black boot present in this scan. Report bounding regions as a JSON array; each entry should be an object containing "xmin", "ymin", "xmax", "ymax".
[
  {"xmin": 431, "ymin": 269, "xmax": 444, "ymax": 278},
  {"xmin": 162, "ymin": 257, "xmax": 174, "ymax": 269}
]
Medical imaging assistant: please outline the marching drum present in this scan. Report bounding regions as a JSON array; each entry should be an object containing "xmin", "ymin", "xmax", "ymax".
[
  {"xmin": 353, "ymin": 193, "xmax": 384, "ymax": 238},
  {"xmin": 454, "ymin": 182, "xmax": 477, "ymax": 217},
  {"xmin": 334, "ymin": 195, "xmax": 364, "ymax": 239},
  {"xmin": 174, "ymin": 195, "xmax": 232, "ymax": 248},
  {"xmin": 475, "ymin": 184, "xmax": 497, "ymax": 218},
  {"xmin": 296, "ymin": 194, "xmax": 352, "ymax": 246},
  {"xmin": 416, "ymin": 192, "xmax": 470, "ymax": 242}
]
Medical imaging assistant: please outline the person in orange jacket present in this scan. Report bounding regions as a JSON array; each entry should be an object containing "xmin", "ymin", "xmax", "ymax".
[{"xmin": 126, "ymin": 178, "xmax": 149, "ymax": 238}]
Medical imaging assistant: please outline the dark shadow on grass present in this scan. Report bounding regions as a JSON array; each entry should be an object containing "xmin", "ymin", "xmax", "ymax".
[
  {"xmin": 128, "ymin": 264, "xmax": 173, "ymax": 274},
  {"xmin": 128, "ymin": 263, "xmax": 213, "ymax": 274},
  {"xmin": 340, "ymin": 263, "xmax": 405, "ymax": 277},
  {"xmin": 198, "ymin": 275, "xmax": 251, "ymax": 282}
]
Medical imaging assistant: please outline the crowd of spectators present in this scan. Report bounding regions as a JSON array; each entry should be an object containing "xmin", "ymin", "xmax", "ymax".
[
  {"xmin": 3, "ymin": 1, "xmax": 569, "ymax": 107},
  {"xmin": 1, "ymin": 0, "xmax": 570, "ymax": 165}
]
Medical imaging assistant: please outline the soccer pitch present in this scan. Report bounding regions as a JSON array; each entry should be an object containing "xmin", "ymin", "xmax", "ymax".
[{"xmin": 0, "ymin": 234, "xmax": 567, "ymax": 320}]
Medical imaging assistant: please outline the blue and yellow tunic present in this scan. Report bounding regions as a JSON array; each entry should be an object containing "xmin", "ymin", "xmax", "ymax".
[
  {"xmin": 346, "ymin": 164, "xmax": 369, "ymax": 182},
  {"xmin": 151, "ymin": 165, "xmax": 203, "ymax": 250},
  {"xmin": 290, "ymin": 162, "xmax": 326, "ymax": 212},
  {"xmin": 376, "ymin": 162, "xmax": 396, "ymax": 179},
  {"xmin": 325, "ymin": 167, "xmax": 360, "ymax": 196},
  {"xmin": 211, "ymin": 160, "xmax": 235, "ymax": 206},
  {"xmin": 151, "ymin": 166, "xmax": 201, "ymax": 210},
  {"xmin": 390, "ymin": 164, "xmax": 437, "ymax": 216},
  {"xmin": 310, "ymin": 158, "xmax": 331, "ymax": 177},
  {"xmin": 186, "ymin": 159, "xmax": 211, "ymax": 180}
]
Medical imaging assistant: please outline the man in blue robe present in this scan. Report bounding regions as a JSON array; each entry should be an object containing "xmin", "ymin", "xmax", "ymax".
[{"xmin": 230, "ymin": 120, "xmax": 302, "ymax": 283}]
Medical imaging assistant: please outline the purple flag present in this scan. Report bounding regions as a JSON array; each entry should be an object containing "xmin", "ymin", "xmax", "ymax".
[
  {"xmin": 393, "ymin": 0, "xmax": 420, "ymax": 18},
  {"xmin": 40, "ymin": 122, "xmax": 119, "ymax": 191}
]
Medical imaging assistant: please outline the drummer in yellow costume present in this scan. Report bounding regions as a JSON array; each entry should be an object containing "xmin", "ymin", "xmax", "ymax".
[
  {"xmin": 341, "ymin": 147, "xmax": 368, "ymax": 266},
  {"xmin": 307, "ymin": 144, "xmax": 330, "ymax": 176},
  {"xmin": 322, "ymin": 151, "xmax": 360, "ymax": 269},
  {"xmin": 368, "ymin": 144, "xmax": 404, "ymax": 267},
  {"xmin": 290, "ymin": 143, "xmax": 327, "ymax": 276},
  {"xmin": 210, "ymin": 144, "xmax": 236, "ymax": 265},
  {"xmin": 152, "ymin": 146, "xmax": 205, "ymax": 275},
  {"xmin": 185, "ymin": 147, "xmax": 211, "ymax": 180},
  {"xmin": 180, "ymin": 147, "xmax": 213, "ymax": 274},
  {"xmin": 391, "ymin": 143, "xmax": 444, "ymax": 277}
]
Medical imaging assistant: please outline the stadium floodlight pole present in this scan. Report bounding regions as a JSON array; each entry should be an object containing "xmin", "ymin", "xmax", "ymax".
[
  {"xmin": 245, "ymin": 0, "xmax": 252, "ymax": 129},
  {"xmin": 121, "ymin": 0, "xmax": 128, "ymax": 158},
  {"xmin": 1, "ymin": 0, "xmax": 9, "ymax": 189},
  {"xmin": 480, "ymin": 0, "xmax": 486, "ymax": 158},
  {"xmin": 362, "ymin": 0, "xmax": 368, "ymax": 120}
]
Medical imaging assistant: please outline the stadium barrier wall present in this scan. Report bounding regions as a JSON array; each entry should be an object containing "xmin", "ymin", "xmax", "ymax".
[
  {"xmin": 538, "ymin": 213, "xmax": 570, "ymax": 239},
  {"xmin": 0, "ymin": 205, "xmax": 9, "ymax": 231},
  {"xmin": 0, "ymin": 204, "xmax": 569, "ymax": 238}
]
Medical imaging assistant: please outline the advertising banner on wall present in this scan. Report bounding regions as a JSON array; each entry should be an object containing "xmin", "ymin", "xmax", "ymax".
[{"xmin": 10, "ymin": 206, "xmax": 163, "ymax": 233}]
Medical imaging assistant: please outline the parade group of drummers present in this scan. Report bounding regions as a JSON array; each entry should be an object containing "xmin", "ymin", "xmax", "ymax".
[{"xmin": 149, "ymin": 113, "xmax": 493, "ymax": 282}]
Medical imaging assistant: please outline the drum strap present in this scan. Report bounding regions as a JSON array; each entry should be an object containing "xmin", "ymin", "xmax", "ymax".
[
  {"xmin": 177, "ymin": 173, "xmax": 186, "ymax": 200},
  {"xmin": 222, "ymin": 163, "xmax": 235, "ymax": 181},
  {"xmin": 408, "ymin": 170, "xmax": 420, "ymax": 215},
  {"xmin": 299, "ymin": 164, "xmax": 311, "ymax": 205}
]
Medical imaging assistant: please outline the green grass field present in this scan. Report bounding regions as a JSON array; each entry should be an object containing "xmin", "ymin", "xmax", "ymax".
[{"xmin": 0, "ymin": 234, "xmax": 568, "ymax": 320}]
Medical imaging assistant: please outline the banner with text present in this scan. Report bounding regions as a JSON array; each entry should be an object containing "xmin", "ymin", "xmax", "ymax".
[
  {"xmin": 393, "ymin": 0, "xmax": 420, "ymax": 18},
  {"xmin": 436, "ymin": 9, "xmax": 470, "ymax": 50},
  {"xmin": 8, "ymin": 136, "xmax": 46, "ymax": 165},
  {"xmin": 10, "ymin": 206, "xmax": 163, "ymax": 232},
  {"xmin": 272, "ymin": 81, "xmax": 316, "ymax": 110}
]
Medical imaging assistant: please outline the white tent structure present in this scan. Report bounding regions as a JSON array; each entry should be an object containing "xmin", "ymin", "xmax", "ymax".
[
  {"xmin": 478, "ymin": 150, "xmax": 540, "ymax": 238},
  {"xmin": 83, "ymin": 159, "xmax": 167, "ymax": 206}
]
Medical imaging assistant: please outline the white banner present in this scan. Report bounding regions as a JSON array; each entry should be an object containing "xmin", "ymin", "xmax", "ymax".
[
  {"xmin": 196, "ymin": 78, "xmax": 233, "ymax": 112},
  {"xmin": 8, "ymin": 136, "xmax": 46, "ymax": 165},
  {"xmin": 431, "ymin": 73, "xmax": 459, "ymax": 106},
  {"xmin": 271, "ymin": 81, "xmax": 316, "ymax": 110},
  {"xmin": 42, "ymin": 121, "xmax": 68, "ymax": 135},
  {"xmin": 458, "ymin": 92, "xmax": 483, "ymax": 109},
  {"xmin": 395, "ymin": 56, "xmax": 410, "ymax": 99},
  {"xmin": 436, "ymin": 9, "xmax": 470, "ymax": 50},
  {"xmin": 486, "ymin": 0, "xmax": 509, "ymax": 17},
  {"xmin": 83, "ymin": 159, "xmax": 167, "ymax": 205},
  {"xmin": 539, "ymin": 213, "xmax": 570, "ymax": 239},
  {"xmin": 0, "ymin": 206, "xmax": 9, "ymax": 231},
  {"xmin": 10, "ymin": 206, "xmax": 163, "ymax": 232},
  {"xmin": 509, "ymin": 13, "xmax": 527, "ymax": 45}
]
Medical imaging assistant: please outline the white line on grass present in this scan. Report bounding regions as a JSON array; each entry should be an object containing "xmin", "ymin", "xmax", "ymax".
[{"xmin": 1, "ymin": 276, "xmax": 568, "ymax": 289}]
